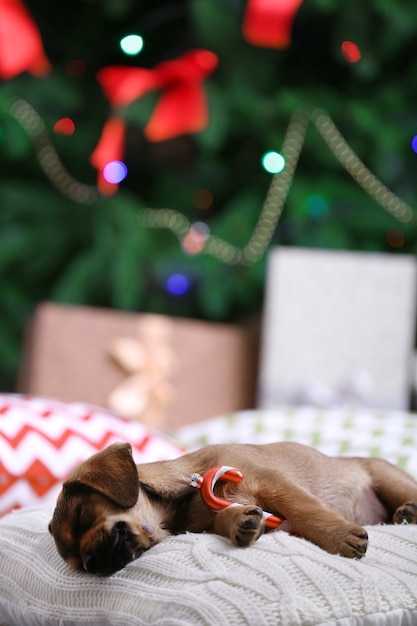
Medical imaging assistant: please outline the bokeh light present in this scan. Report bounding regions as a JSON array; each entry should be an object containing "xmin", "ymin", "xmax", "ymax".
[
  {"xmin": 193, "ymin": 188, "xmax": 214, "ymax": 210},
  {"xmin": 306, "ymin": 194, "xmax": 328, "ymax": 216},
  {"xmin": 386, "ymin": 229, "xmax": 405, "ymax": 248},
  {"xmin": 182, "ymin": 222, "xmax": 210, "ymax": 254},
  {"xmin": 411, "ymin": 135, "xmax": 417, "ymax": 154},
  {"xmin": 191, "ymin": 221, "xmax": 210, "ymax": 237},
  {"xmin": 120, "ymin": 34, "xmax": 144, "ymax": 56},
  {"xmin": 341, "ymin": 41, "xmax": 361, "ymax": 63},
  {"xmin": 103, "ymin": 160, "xmax": 128, "ymax": 184},
  {"xmin": 261, "ymin": 151, "xmax": 286, "ymax": 174},
  {"xmin": 165, "ymin": 273, "xmax": 190, "ymax": 296},
  {"xmin": 65, "ymin": 59, "xmax": 87, "ymax": 78},
  {"xmin": 53, "ymin": 117, "xmax": 75, "ymax": 136}
]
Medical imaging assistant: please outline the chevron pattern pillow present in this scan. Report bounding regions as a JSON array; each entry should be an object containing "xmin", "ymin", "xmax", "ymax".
[{"xmin": 0, "ymin": 394, "xmax": 184, "ymax": 517}]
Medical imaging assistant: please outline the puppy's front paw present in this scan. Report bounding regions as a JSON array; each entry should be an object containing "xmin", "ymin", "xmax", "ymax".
[
  {"xmin": 310, "ymin": 520, "xmax": 368, "ymax": 559},
  {"xmin": 393, "ymin": 501, "xmax": 417, "ymax": 524},
  {"xmin": 337, "ymin": 525, "xmax": 368, "ymax": 559},
  {"xmin": 232, "ymin": 506, "xmax": 265, "ymax": 547}
]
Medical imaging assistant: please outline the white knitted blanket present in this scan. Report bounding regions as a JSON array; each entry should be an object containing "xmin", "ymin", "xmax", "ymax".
[{"xmin": 1, "ymin": 506, "xmax": 417, "ymax": 626}]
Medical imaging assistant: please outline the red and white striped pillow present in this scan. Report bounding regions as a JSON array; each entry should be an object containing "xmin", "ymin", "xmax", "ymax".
[{"xmin": 0, "ymin": 394, "xmax": 184, "ymax": 517}]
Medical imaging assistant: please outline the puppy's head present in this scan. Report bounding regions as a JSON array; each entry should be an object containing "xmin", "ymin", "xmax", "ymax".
[{"xmin": 49, "ymin": 443, "xmax": 159, "ymax": 576}]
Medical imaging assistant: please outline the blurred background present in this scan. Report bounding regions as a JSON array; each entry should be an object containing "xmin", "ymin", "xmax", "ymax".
[{"xmin": 1, "ymin": 0, "xmax": 416, "ymax": 392}]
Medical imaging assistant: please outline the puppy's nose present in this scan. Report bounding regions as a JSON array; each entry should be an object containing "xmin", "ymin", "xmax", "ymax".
[{"xmin": 83, "ymin": 553, "xmax": 97, "ymax": 573}]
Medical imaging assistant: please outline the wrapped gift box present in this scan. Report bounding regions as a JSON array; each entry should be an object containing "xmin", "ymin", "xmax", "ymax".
[
  {"xmin": 18, "ymin": 302, "xmax": 259, "ymax": 429},
  {"xmin": 258, "ymin": 247, "xmax": 417, "ymax": 410}
]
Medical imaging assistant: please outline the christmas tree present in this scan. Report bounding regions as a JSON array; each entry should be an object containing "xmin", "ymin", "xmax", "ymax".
[{"xmin": 0, "ymin": 0, "xmax": 416, "ymax": 389}]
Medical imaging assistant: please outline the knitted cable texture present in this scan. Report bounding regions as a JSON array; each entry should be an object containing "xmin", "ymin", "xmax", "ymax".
[{"xmin": 1, "ymin": 506, "xmax": 417, "ymax": 626}]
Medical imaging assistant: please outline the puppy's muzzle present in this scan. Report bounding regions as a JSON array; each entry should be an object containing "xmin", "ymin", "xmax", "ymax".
[{"xmin": 84, "ymin": 522, "xmax": 145, "ymax": 576}]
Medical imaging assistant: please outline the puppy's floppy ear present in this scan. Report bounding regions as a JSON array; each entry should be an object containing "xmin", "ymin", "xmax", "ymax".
[{"xmin": 64, "ymin": 442, "xmax": 139, "ymax": 509}]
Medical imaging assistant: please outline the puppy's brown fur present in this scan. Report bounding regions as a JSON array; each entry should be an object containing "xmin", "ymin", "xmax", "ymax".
[{"xmin": 49, "ymin": 442, "xmax": 417, "ymax": 575}]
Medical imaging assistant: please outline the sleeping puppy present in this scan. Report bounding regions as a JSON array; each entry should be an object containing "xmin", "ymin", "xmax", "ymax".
[{"xmin": 49, "ymin": 441, "xmax": 417, "ymax": 576}]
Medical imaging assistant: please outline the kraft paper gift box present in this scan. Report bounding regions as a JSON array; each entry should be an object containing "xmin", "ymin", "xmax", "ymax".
[
  {"xmin": 18, "ymin": 302, "xmax": 259, "ymax": 429},
  {"xmin": 258, "ymin": 247, "xmax": 417, "ymax": 411}
]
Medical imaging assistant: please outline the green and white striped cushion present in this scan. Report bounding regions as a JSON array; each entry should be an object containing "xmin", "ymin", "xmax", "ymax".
[{"xmin": 175, "ymin": 407, "xmax": 417, "ymax": 478}]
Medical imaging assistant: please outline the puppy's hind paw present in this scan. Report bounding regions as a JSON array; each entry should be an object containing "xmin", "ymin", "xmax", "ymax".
[{"xmin": 393, "ymin": 502, "xmax": 417, "ymax": 525}]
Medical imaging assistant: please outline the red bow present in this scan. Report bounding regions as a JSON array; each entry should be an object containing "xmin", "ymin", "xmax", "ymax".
[
  {"xmin": 242, "ymin": 0, "xmax": 304, "ymax": 49},
  {"xmin": 0, "ymin": 0, "xmax": 51, "ymax": 79},
  {"xmin": 90, "ymin": 50, "xmax": 218, "ymax": 195},
  {"xmin": 89, "ymin": 117, "xmax": 126, "ymax": 196}
]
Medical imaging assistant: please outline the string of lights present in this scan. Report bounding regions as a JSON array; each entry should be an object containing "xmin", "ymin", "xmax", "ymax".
[
  {"xmin": 140, "ymin": 106, "xmax": 416, "ymax": 264},
  {"xmin": 311, "ymin": 108, "xmax": 415, "ymax": 225},
  {"xmin": 141, "ymin": 106, "xmax": 311, "ymax": 266},
  {"xmin": 7, "ymin": 98, "xmax": 416, "ymax": 266},
  {"xmin": 8, "ymin": 97, "xmax": 98, "ymax": 205}
]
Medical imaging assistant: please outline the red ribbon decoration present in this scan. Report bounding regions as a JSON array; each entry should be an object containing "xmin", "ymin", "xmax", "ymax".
[
  {"xmin": 242, "ymin": 0, "xmax": 304, "ymax": 49},
  {"xmin": 90, "ymin": 50, "xmax": 218, "ymax": 195},
  {"xmin": 0, "ymin": 0, "xmax": 51, "ymax": 79},
  {"xmin": 89, "ymin": 117, "xmax": 126, "ymax": 196}
]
